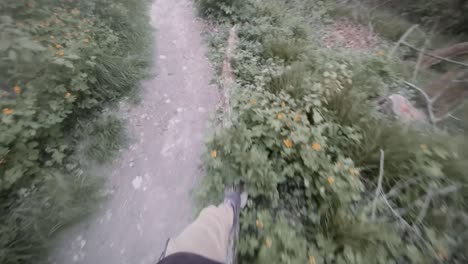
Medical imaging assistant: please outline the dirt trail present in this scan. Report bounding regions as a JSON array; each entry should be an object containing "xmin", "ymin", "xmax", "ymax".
[{"xmin": 50, "ymin": 0, "xmax": 218, "ymax": 263}]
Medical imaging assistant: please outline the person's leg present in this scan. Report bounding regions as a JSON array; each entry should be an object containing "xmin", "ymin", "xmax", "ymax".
[{"xmin": 164, "ymin": 203, "xmax": 234, "ymax": 263}]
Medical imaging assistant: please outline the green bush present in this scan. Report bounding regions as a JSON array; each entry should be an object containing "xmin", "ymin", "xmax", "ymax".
[
  {"xmin": 195, "ymin": 0, "xmax": 254, "ymax": 21},
  {"xmin": 0, "ymin": 0, "xmax": 151, "ymax": 263},
  {"xmin": 199, "ymin": 0, "xmax": 468, "ymax": 263}
]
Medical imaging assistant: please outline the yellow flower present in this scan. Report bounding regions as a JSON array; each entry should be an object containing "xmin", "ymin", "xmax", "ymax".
[
  {"xmin": 281, "ymin": 101, "xmax": 286, "ymax": 107},
  {"xmin": 420, "ymin": 144, "xmax": 428, "ymax": 150},
  {"xmin": 250, "ymin": 99, "xmax": 257, "ymax": 105},
  {"xmin": 277, "ymin": 113, "xmax": 284, "ymax": 120},
  {"xmin": 349, "ymin": 168, "xmax": 360, "ymax": 176},
  {"xmin": 294, "ymin": 114, "xmax": 300, "ymax": 122},
  {"xmin": 335, "ymin": 162, "xmax": 342, "ymax": 169},
  {"xmin": 3, "ymin": 108, "xmax": 13, "ymax": 115},
  {"xmin": 13, "ymin": 85, "xmax": 21, "ymax": 95},
  {"xmin": 287, "ymin": 120, "xmax": 292, "ymax": 127},
  {"xmin": 283, "ymin": 139, "xmax": 293, "ymax": 148},
  {"xmin": 65, "ymin": 92, "xmax": 72, "ymax": 98},
  {"xmin": 264, "ymin": 238, "xmax": 272, "ymax": 248},
  {"xmin": 56, "ymin": 50, "xmax": 64, "ymax": 57},
  {"xmin": 211, "ymin": 150, "xmax": 217, "ymax": 159},
  {"xmin": 256, "ymin": 219, "xmax": 263, "ymax": 229},
  {"xmin": 311, "ymin": 142, "xmax": 321, "ymax": 151},
  {"xmin": 377, "ymin": 50, "xmax": 385, "ymax": 56},
  {"xmin": 55, "ymin": 44, "xmax": 63, "ymax": 49},
  {"xmin": 83, "ymin": 38, "xmax": 90, "ymax": 44},
  {"xmin": 327, "ymin": 176, "xmax": 335, "ymax": 185},
  {"xmin": 309, "ymin": 256, "xmax": 316, "ymax": 264}
]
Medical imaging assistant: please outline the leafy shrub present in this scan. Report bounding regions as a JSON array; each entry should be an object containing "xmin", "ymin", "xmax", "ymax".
[
  {"xmin": 367, "ymin": 0, "xmax": 468, "ymax": 34},
  {"xmin": 200, "ymin": 0, "xmax": 468, "ymax": 263},
  {"xmin": 0, "ymin": 0, "xmax": 151, "ymax": 262},
  {"xmin": 195, "ymin": 0, "xmax": 254, "ymax": 21}
]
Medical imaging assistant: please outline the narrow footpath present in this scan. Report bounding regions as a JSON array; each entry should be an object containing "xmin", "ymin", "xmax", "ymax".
[{"xmin": 51, "ymin": 0, "xmax": 218, "ymax": 263}]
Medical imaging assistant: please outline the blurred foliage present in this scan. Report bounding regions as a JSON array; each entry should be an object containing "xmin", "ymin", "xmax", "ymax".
[
  {"xmin": 367, "ymin": 0, "xmax": 468, "ymax": 35},
  {"xmin": 0, "ymin": 0, "xmax": 151, "ymax": 263},
  {"xmin": 198, "ymin": 0, "xmax": 468, "ymax": 263}
]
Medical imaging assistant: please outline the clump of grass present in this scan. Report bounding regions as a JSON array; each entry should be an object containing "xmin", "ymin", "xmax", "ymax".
[
  {"xmin": 0, "ymin": 163, "xmax": 103, "ymax": 264},
  {"xmin": 75, "ymin": 111, "xmax": 128, "ymax": 163},
  {"xmin": 263, "ymin": 37, "xmax": 308, "ymax": 63}
]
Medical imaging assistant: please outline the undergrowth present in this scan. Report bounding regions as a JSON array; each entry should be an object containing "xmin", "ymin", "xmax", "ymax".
[
  {"xmin": 0, "ymin": 0, "xmax": 151, "ymax": 263},
  {"xmin": 197, "ymin": 0, "xmax": 468, "ymax": 263}
]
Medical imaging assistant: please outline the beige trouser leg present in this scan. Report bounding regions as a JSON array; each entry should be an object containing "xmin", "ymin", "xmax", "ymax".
[{"xmin": 165, "ymin": 203, "xmax": 233, "ymax": 263}]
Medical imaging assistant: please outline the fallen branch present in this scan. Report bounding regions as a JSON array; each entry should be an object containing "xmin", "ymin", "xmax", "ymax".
[
  {"xmin": 402, "ymin": 42, "xmax": 468, "ymax": 68},
  {"xmin": 371, "ymin": 149, "xmax": 385, "ymax": 220},
  {"xmin": 390, "ymin": 24, "xmax": 419, "ymax": 57},
  {"xmin": 420, "ymin": 41, "xmax": 468, "ymax": 67}
]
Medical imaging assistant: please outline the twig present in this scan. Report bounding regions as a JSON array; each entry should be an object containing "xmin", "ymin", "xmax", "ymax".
[
  {"xmin": 381, "ymin": 193, "xmax": 412, "ymax": 230},
  {"xmin": 371, "ymin": 149, "xmax": 385, "ymax": 220},
  {"xmin": 412, "ymin": 43, "xmax": 427, "ymax": 83},
  {"xmin": 402, "ymin": 42, "xmax": 468, "ymax": 68},
  {"xmin": 412, "ymin": 22, "xmax": 438, "ymax": 82},
  {"xmin": 452, "ymin": 79, "xmax": 468, "ymax": 83},
  {"xmin": 402, "ymin": 81, "xmax": 436, "ymax": 128},
  {"xmin": 415, "ymin": 190, "xmax": 432, "ymax": 224},
  {"xmin": 369, "ymin": 0, "xmax": 391, "ymax": 12},
  {"xmin": 448, "ymin": 114, "xmax": 462, "ymax": 121},
  {"xmin": 381, "ymin": 194, "xmax": 442, "ymax": 263},
  {"xmin": 434, "ymin": 100, "xmax": 468, "ymax": 123},
  {"xmin": 390, "ymin": 24, "xmax": 419, "ymax": 57},
  {"xmin": 414, "ymin": 185, "xmax": 458, "ymax": 229},
  {"xmin": 385, "ymin": 178, "xmax": 420, "ymax": 198}
]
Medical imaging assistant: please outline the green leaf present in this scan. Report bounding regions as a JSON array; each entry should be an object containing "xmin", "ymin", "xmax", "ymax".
[
  {"xmin": 17, "ymin": 37, "xmax": 45, "ymax": 51},
  {"xmin": 4, "ymin": 166, "xmax": 25, "ymax": 189},
  {"xmin": 8, "ymin": 49, "xmax": 17, "ymax": 60},
  {"xmin": 0, "ymin": 39, "xmax": 11, "ymax": 51}
]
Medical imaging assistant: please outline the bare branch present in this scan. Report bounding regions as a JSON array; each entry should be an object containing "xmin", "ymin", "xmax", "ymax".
[
  {"xmin": 412, "ymin": 22, "xmax": 438, "ymax": 82},
  {"xmin": 372, "ymin": 149, "xmax": 385, "ymax": 220},
  {"xmin": 390, "ymin": 24, "xmax": 419, "ymax": 57}
]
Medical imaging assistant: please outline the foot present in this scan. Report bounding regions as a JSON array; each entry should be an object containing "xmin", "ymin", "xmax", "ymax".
[{"xmin": 223, "ymin": 186, "xmax": 247, "ymax": 227}]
